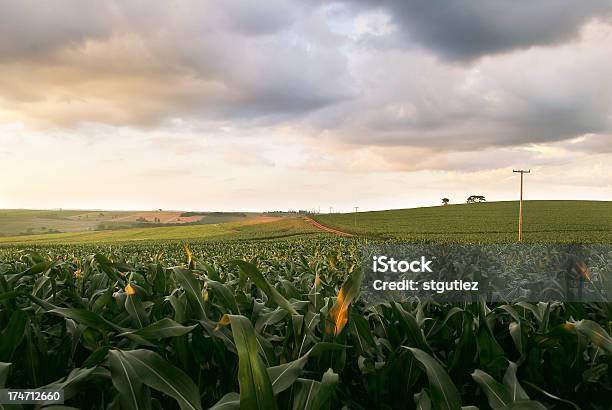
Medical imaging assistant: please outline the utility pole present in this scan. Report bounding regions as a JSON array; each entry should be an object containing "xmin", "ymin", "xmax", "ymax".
[
  {"xmin": 513, "ymin": 169, "xmax": 530, "ymax": 242},
  {"xmin": 329, "ymin": 206, "xmax": 333, "ymax": 214},
  {"xmin": 354, "ymin": 206, "xmax": 359, "ymax": 226}
]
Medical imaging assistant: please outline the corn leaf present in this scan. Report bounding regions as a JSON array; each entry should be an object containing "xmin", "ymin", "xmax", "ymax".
[
  {"xmin": 109, "ymin": 350, "xmax": 151, "ymax": 410},
  {"xmin": 173, "ymin": 267, "xmax": 207, "ymax": 320},
  {"xmin": 116, "ymin": 349, "xmax": 203, "ymax": 410},
  {"xmin": 471, "ymin": 369, "xmax": 511, "ymax": 409},
  {"xmin": 0, "ymin": 362, "xmax": 9, "ymax": 388},
  {"xmin": 0, "ymin": 310, "xmax": 27, "ymax": 361},
  {"xmin": 502, "ymin": 362, "xmax": 528, "ymax": 401},
  {"xmin": 572, "ymin": 319, "xmax": 612, "ymax": 354},
  {"xmin": 208, "ymin": 392, "xmax": 240, "ymax": 410},
  {"xmin": 232, "ymin": 260, "xmax": 297, "ymax": 316},
  {"xmin": 405, "ymin": 347, "xmax": 462, "ymax": 410},
  {"xmin": 121, "ymin": 318, "xmax": 198, "ymax": 339},
  {"xmin": 414, "ymin": 389, "xmax": 432, "ymax": 410},
  {"xmin": 226, "ymin": 314, "xmax": 277, "ymax": 410},
  {"xmin": 267, "ymin": 342, "xmax": 343, "ymax": 395}
]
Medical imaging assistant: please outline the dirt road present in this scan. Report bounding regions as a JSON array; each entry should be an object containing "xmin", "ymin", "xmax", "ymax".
[{"xmin": 304, "ymin": 217, "xmax": 354, "ymax": 237}]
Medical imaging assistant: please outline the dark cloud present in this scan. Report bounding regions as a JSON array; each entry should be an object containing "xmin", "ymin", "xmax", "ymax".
[
  {"xmin": 0, "ymin": 2, "xmax": 112, "ymax": 60},
  {"xmin": 348, "ymin": 0, "xmax": 612, "ymax": 60},
  {"xmin": 0, "ymin": 1, "xmax": 351, "ymax": 125},
  {"xmin": 0, "ymin": 0, "xmax": 610, "ymax": 163}
]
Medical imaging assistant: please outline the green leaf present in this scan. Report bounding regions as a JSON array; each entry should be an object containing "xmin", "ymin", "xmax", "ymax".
[
  {"xmin": 0, "ymin": 310, "xmax": 27, "ymax": 361},
  {"xmin": 49, "ymin": 308, "xmax": 124, "ymax": 332},
  {"xmin": 392, "ymin": 302, "xmax": 432, "ymax": 354},
  {"xmin": 405, "ymin": 347, "xmax": 462, "ymax": 410},
  {"xmin": 522, "ymin": 380, "xmax": 580, "ymax": 410},
  {"xmin": 173, "ymin": 267, "xmax": 207, "ymax": 320},
  {"xmin": 501, "ymin": 401, "xmax": 546, "ymax": 409},
  {"xmin": 311, "ymin": 368, "xmax": 339, "ymax": 410},
  {"xmin": 502, "ymin": 362, "xmax": 528, "ymax": 401},
  {"xmin": 109, "ymin": 350, "xmax": 151, "ymax": 410},
  {"xmin": 207, "ymin": 279, "xmax": 240, "ymax": 314},
  {"xmin": 0, "ymin": 362, "xmax": 9, "ymax": 388},
  {"xmin": 267, "ymin": 343, "xmax": 344, "ymax": 395},
  {"xmin": 350, "ymin": 310, "xmax": 375, "ymax": 355},
  {"xmin": 201, "ymin": 261, "xmax": 222, "ymax": 282},
  {"xmin": 471, "ymin": 369, "xmax": 511, "ymax": 409},
  {"xmin": 226, "ymin": 315, "xmax": 277, "ymax": 410},
  {"xmin": 414, "ymin": 389, "xmax": 432, "ymax": 410},
  {"xmin": 115, "ymin": 349, "xmax": 203, "ymax": 410},
  {"xmin": 232, "ymin": 260, "xmax": 297, "ymax": 316},
  {"xmin": 255, "ymin": 308, "xmax": 288, "ymax": 333},
  {"xmin": 121, "ymin": 318, "xmax": 198, "ymax": 339},
  {"xmin": 508, "ymin": 322, "xmax": 524, "ymax": 361},
  {"xmin": 449, "ymin": 314, "xmax": 476, "ymax": 378},
  {"xmin": 208, "ymin": 392, "xmax": 240, "ymax": 410},
  {"xmin": 477, "ymin": 324, "xmax": 506, "ymax": 379},
  {"xmin": 290, "ymin": 369, "xmax": 338, "ymax": 410},
  {"xmin": 291, "ymin": 379, "xmax": 319, "ymax": 410},
  {"xmin": 43, "ymin": 367, "xmax": 102, "ymax": 401},
  {"xmin": 572, "ymin": 319, "xmax": 612, "ymax": 354},
  {"xmin": 83, "ymin": 346, "xmax": 110, "ymax": 368},
  {"xmin": 125, "ymin": 292, "xmax": 149, "ymax": 329}
]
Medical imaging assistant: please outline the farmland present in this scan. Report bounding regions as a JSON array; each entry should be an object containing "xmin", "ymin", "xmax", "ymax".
[
  {"xmin": 314, "ymin": 200, "xmax": 612, "ymax": 243},
  {"xmin": 0, "ymin": 216, "xmax": 313, "ymax": 245},
  {"xmin": 1, "ymin": 201, "xmax": 610, "ymax": 246},
  {"xmin": 0, "ymin": 209, "xmax": 258, "ymax": 238},
  {"xmin": 1, "ymin": 201, "xmax": 611, "ymax": 409}
]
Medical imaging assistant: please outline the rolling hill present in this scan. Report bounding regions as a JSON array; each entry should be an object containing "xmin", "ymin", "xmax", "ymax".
[{"xmin": 313, "ymin": 200, "xmax": 612, "ymax": 243}]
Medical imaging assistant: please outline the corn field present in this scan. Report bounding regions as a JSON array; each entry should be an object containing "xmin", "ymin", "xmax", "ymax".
[{"xmin": 1, "ymin": 238, "xmax": 611, "ymax": 409}]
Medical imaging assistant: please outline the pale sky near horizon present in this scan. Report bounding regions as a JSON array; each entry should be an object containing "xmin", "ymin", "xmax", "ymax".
[{"xmin": 0, "ymin": 1, "xmax": 611, "ymax": 212}]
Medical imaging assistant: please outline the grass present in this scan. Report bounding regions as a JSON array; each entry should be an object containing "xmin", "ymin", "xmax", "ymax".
[{"xmin": 313, "ymin": 200, "xmax": 612, "ymax": 243}]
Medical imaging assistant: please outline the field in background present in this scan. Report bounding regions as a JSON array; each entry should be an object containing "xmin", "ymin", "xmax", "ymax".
[
  {"xmin": 0, "ymin": 209, "xmax": 259, "ymax": 237},
  {"xmin": 0, "ymin": 216, "xmax": 317, "ymax": 245},
  {"xmin": 0, "ymin": 201, "xmax": 610, "ymax": 245},
  {"xmin": 313, "ymin": 200, "xmax": 612, "ymax": 243}
]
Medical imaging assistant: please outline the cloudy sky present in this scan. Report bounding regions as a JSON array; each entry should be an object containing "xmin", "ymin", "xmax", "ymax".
[{"xmin": 1, "ymin": 1, "xmax": 611, "ymax": 212}]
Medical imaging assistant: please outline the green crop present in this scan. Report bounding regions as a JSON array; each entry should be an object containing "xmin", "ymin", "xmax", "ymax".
[
  {"xmin": 314, "ymin": 200, "xmax": 612, "ymax": 243},
  {"xmin": 1, "ymin": 237, "xmax": 611, "ymax": 409}
]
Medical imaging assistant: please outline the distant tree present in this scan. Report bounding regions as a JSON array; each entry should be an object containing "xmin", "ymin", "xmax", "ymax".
[
  {"xmin": 442, "ymin": 198, "xmax": 449, "ymax": 206},
  {"xmin": 467, "ymin": 195, "xmax": 486, "ymax": 203}
]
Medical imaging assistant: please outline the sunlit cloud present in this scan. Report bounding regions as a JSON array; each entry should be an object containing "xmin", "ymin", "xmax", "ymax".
[{"xmin": 0, "ymin": 1, "xmax": 610, "ymax": 211}]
